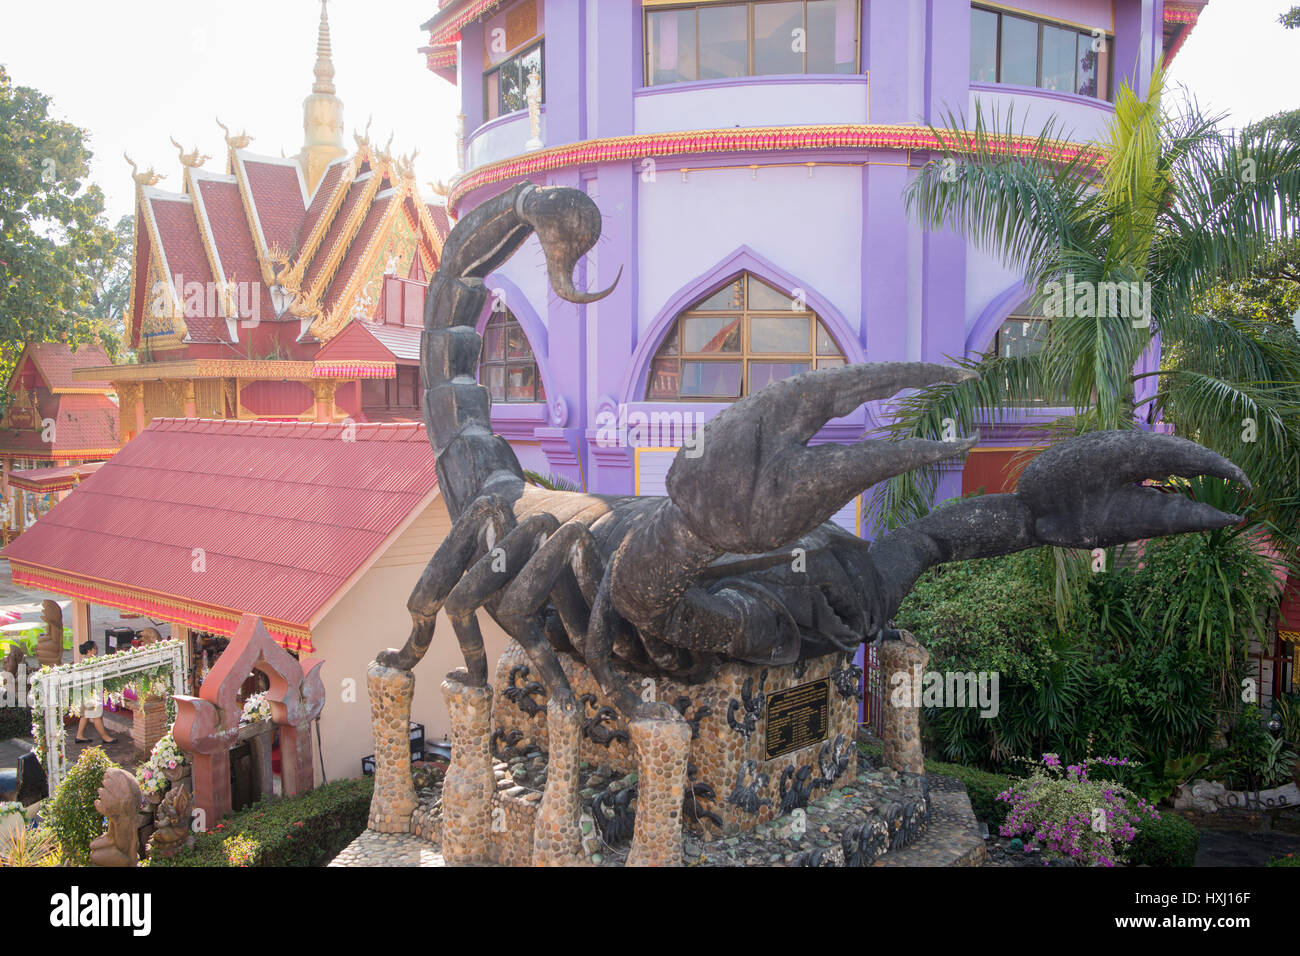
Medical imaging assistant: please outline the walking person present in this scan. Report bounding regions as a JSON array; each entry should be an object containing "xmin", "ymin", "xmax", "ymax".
[{"xmin": 74, "ymin": 640, "xmax": 116, "ymax": 744}]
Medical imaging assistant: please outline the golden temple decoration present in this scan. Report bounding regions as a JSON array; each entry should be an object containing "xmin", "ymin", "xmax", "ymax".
[
  {"xmin": 124, "ymin": 153, "xmax": 164, "ymax": 188},
  {"xmin": 169, "ymin": 137, "xmax": 211, "ymax": 170},
  {"xmin": 216, "ymin": 118, "xmax": 254, "ymax": 152}
]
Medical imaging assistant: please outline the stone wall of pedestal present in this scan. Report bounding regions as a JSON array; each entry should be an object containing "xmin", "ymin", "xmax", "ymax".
[{"xmin": 490, "ymin": 642, "xmax": 862, "ymax": 835}]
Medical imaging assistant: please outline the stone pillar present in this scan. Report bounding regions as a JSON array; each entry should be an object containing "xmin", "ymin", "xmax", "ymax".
[
  {"xmin": 439, "ymin": 671, "xmax": 495, "ymax": 864},
  {"xmin": 880, "ymin": 631, "xmax": 928, "ymax": 775},
  {"xmin": 132, "ymin": 695, "xmax": 169, "ymax": 759},
  {"xmin": 247, "ymin": 722, "xmax": 275, "ymax": 802},
  {"xmin": 366, "ymin": 663, "xmax": 418, "ymax": 833},
  {"xmin": 626, "ymin": 716, "xmax": 691, "ymax": 867},
  {"xmin": 531, "ymin": 697, "xmax": 583, "ymax": 866}
]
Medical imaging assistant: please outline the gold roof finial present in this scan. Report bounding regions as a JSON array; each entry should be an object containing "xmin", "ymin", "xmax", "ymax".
[
  {"xmin": 313, "ymin": 0, "xmax": 336, "ymax": 95},
  {"xmin": 169, "ymin": 137, "xmax": 211, "ymax": 169},
  {"xmin": 353, "ymin": 116, "xmax": 373, "ymax": 151},
  {"xmin": 216, "ymin": 118, "xmax": 254, "ymax": 151},
  {"xmin": 124, "ymin": 153, "xmax": 164, "ymax": 188}
]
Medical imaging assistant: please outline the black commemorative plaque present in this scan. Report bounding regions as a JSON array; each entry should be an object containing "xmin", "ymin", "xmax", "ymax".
[{"xmin": 764, "ymin": 678, "xmax": 830, "ymax": 759}]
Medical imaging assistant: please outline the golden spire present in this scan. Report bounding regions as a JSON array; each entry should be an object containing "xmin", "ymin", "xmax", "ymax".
[
  {"xmin": 313, "ymin": 0, "xmax": 336, "ymax": 95},
  {"xmin": 298, "ymin": 0, "xmax": 347, "ymax": 193}
]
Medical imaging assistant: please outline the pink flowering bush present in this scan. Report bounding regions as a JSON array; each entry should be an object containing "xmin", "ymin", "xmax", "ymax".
[{"xmin": 997, "ymin": 754, "xmax": 1161, "ymax": 866}]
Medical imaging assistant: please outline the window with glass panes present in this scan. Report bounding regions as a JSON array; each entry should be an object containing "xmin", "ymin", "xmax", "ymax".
[
  {"xmin": 645, "ymin": 1, "xmax": 859, "ymax": 86},
  {"xmin": 485, "ymin": 42, "xmax": 544, "ymax": 121},
  {"xmin": 994, "ymin": 300, "xmax": 1064, "ymax": 404},
  {"xmin": 481, "ymin": 310, "xmax": 546, "ymax": 403},
  {"xmin": 646, "ymin": 272, "xmax": 846, "ymax": 400},
  {"xmin": 970, "ymin": 4, "xmax": 1112, "ymax": 100}
]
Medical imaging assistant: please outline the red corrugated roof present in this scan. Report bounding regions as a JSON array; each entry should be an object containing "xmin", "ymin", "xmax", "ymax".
[{"xmin": 2, "ymin": 418, "xmax": 438, "ymax": 650}]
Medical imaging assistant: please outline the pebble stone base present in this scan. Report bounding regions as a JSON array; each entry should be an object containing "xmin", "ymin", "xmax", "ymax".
[
  {"xmin": 440, "ymin": 672, "xmax": 496, "ymax": 864},
  {"xmin": 366, "ymin": 664, "xmax": 418, "ymax": 833},
  {"xmin": 491, "ymin": 641, "xmax": 862, "ymax": 834},
  {"xmin": 879, "ymin": 632, "xmax": 928, "ymax": 776},
  {"xmin": 333, "ymin": 768, "xmax": 989, "ymax": 867},
  {"xmin": 531, "ymin": 698, "xmax": 585, "ymax": 866},
  {"xmin": 625, "ymin": 716, "xmax": 693, "ymax": 867}
]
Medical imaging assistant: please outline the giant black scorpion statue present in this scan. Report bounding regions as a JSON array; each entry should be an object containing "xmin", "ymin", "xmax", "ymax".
[{"xmin": 376, "ymin": 183, "xmax": 1248, "ymax": 866}]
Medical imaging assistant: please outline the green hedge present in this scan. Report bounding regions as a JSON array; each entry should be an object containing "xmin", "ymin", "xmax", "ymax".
[
  {"xmin": 1129, "ymin": 813, "xmax": 1200, "ymax": 867},
  {"xmin": 151, "ymin": 777, "xmax": 374, "ymax": 868}
]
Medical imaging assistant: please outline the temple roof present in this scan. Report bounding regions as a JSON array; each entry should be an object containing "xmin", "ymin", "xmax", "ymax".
[
  {"xmin": 129, "ymin": 142, "xmax": 450, "ymax": 354},
  {"xmin": 5, "ymin": 342, "xmax": 114, "ymax": 394},
  {"xmin": 2, "ymin": 418, "xmax": 440, "ymax": 652}
]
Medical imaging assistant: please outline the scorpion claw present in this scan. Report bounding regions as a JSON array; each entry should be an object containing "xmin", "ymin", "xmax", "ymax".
[
  {"xmin": 666, "ymin": 363, "xmax": 978, "ymax": 553},
  {"xmin": 1017, "ymin": 431, "xmax": 1249, "ymax": 549}
]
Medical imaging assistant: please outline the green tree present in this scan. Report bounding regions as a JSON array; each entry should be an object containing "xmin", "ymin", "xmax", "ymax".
[
  {"xmin": 872, "ymin": 63, "xmax": 1300, "ymax": 543},
  {"xmin": 0, "ymin": 64, "xmax": 117, "ymax": 396},
  {"xmin": 1282, "ymin": 6, "xmax": 1300, "ymax": 30}
]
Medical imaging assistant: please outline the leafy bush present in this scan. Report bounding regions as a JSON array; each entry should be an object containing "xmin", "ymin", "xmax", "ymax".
[
  {"xmin": 1267, "ymin": 853, "xmax": 1300, "ymax": 867},
  {"xmin": 43, "ymin": 746, "xmax": 117, "ymax": 865},
  {"xmin": 0, "ymin": 706, "xmax": 32, "ymax": 740},
  {"xmin": 151, "ymin": 777, "xmax": 374, "ymax": 867},
  {"xmin": 895, "ymin": 551, "xmax": 1066, "ymax": 687},
  {"xmin": 895, "ymin": 525, "xmax": 1278, "ymax": 788},
  {"xmin": 997, "ymin": 755, "xmax": 1160, "ymax": 866},
  {"xmin": 0, "ymin": 824, "xmax": 61, "ymax": 867},
  {"xmin": 1204, "ymin": 705, "xmax": 1299, "ymax": 790},
  {"xmin": 1129, "ymin": 813, "xmax": 1200, "ymax": 867}
]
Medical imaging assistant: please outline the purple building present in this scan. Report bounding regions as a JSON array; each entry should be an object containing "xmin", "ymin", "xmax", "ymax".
[{"xmin": 419, "ymin": 0, "xmax": 1204, "ymax": 527}]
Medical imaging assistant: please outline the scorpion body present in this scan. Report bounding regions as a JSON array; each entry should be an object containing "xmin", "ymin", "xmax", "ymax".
[{"xmin": 376, "ymin": 182, "xmax": 1250, "ymax": 864}]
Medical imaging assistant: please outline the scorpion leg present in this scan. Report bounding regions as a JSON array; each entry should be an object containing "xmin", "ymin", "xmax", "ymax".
[
  {"xmin": 587, "ymin": 564, "xmax": 691, "ymax": 867},
  {"xmin": 445, "ymin": 513, "xmax": 588, "ymax": 865},
  {"xmin": 378, "ymin": 496, "xmax": 513, "ymax": 680}
]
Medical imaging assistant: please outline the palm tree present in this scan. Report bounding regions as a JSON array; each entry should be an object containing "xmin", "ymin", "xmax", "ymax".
[{"xmin": 871, "ymin": 62, "xmax": 1300, "ymax": 546}]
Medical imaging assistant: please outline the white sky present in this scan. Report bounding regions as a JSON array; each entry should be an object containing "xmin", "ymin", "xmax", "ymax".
[
  {"xmin": 0, "ymin": 0, "xmax": 461, "ymax": 221},
  {"xmin": 0, "ymin": 0, "xmax": 1295, "ymax": 222}
]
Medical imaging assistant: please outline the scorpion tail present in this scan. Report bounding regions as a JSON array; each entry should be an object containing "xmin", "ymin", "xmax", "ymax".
[{"xmin": 421, "ymin": 182, "xmax": 617, "ymax": 519}]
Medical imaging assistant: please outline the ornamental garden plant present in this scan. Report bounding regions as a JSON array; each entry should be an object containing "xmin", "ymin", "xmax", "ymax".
[{"xmin": 997, "ymin": 755, "xmax": 1161, "ymax": 866}]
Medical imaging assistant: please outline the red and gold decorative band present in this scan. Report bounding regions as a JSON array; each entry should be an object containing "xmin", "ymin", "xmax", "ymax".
[
  {"xmin": 423, "ymin": 47, "xmax": 458, "ymax": 71},
  {"xmin": 8, "ymin": 562, "xmax": 316, "ymax": 654},
  {"xmin": 312, "ymin": 361, "xmax": 398, "ymax": 379},
  {"xmin": 448, "ymin": 124, "xmax": 1105, "ymax": 213},
  {"xmin": 426, "ymin": 0, "xmax": 499, "ymax": 46},
  {"xmin": 1164, "ymin": 4, "xmax": 1202, "ymax": 25}
]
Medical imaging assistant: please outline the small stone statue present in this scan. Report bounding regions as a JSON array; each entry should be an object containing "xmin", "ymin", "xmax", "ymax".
[
  {"xmin": 36, "ymin": 600, "xmax": 63, "ymax": 668},
  {"xmin": 147, "ymin": 783, "xmax": 195, "ymax": 860},
  {"xmin": 524, "ymin": 69, "xmax": 543, "ymax": 152},
  {"xmin": 1, "ymin": 642, "xmax": 22, "ymax": 678},
  {"xmin": 89, "ymin": 768, "xmax": 143, "ymax": 867}
]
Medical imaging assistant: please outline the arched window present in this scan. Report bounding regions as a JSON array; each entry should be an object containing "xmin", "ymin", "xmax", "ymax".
[
  {"xmin": 646, "ymin": 272, "xmax": 846, "ymax": 401},
  {"xmin": 481, "ymin": 309, "xmax": 546, "ymax": 403},
  {"xmin": 992, "ymin": 297, "xmax": 1062, "ymax": 405}
]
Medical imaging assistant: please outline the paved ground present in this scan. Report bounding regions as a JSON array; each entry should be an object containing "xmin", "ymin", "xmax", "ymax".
[{"xmin": 1194, "ymin": 828, "xmax": 1300, "ymax": 867}]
